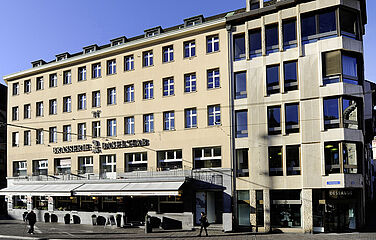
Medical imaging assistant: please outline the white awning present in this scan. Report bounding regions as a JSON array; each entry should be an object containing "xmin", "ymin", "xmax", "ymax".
[
  {"xmin": 73, "ymin": 181, "xmax": 185, "ymax": 196},
  {"xmin": 0, "ymin": 184, "xmax": 83, "ymax": 196}
]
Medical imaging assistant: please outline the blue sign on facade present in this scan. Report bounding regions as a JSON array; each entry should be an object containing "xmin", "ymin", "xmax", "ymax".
[{"xmin": 327, "ymin": 181, "xmax": 341, "ymax": 185}]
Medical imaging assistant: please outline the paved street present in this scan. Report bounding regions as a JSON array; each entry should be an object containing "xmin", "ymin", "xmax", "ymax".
[{"xmin": 0, "ymin": 219, "xmax": 375, "ymax": 240}]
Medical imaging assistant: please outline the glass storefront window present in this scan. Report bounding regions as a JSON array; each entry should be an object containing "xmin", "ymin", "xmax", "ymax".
[
  {"xmin": 12, "ymin": 195, "xmax": 27, "ymax": 209},
  {"xmin": 237, "ymin": 190, "xmax": 250, "ymax": 226},
  {"xmin": 271, "ymin": 190, "xmax": 301, "ymax": 228}
]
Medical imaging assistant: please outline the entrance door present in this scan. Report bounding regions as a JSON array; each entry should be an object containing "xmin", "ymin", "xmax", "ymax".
[{"xmin": 325, "ymin": 202, "xmax": 356, "ymax": 232}]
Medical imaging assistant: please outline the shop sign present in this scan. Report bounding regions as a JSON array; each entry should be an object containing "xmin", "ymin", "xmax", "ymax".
[
  {"xmin": 53, "ymin": 139, "xmax": 150, "ymax": 154},
  {"xmin": 328, "ymin": 189, "xmax": 353, "ymax": 199},
  {"xmin": 326, "ymin": 181, "xmax": 341, "ymax": 185}
]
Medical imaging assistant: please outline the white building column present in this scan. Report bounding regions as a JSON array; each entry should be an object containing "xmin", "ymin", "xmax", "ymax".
[
  {"xmin": 302, "ymin": 189, "xmax": 313, "ymax": 233},
  {"xmin": 263, "ymin": 189, "xmax": 271, "ymax": 232}
]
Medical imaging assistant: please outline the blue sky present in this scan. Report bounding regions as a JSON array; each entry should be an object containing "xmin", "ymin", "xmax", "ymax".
[{"xmin": 0, "ymin": 0, "xmax": 374, "ymax": 85}]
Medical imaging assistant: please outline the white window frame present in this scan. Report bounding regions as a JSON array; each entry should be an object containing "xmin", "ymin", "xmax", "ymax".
[
  {"xmin": 107, "ymin": 88, "xmax": 116, "ymax": 105},
  {"xmin": 125, "ymin": 85, "xmax": 134, "ymax": 102},
  {"xmin": 36, "ymin": 102, "xmax": 43, "ymax": 117},
  {"xmin": 77, "ymin": 123, "xmax": 87, "ymax": 140},
  {"xmin": 107, "ymin": 119, "xmax": 116, "ymax": 136},
  {"xmin": 125, "ymin": 116, "xmax": 135, "ymax": 135},
  {"xmin": 92, "ymin": 63, "xmax": 101, "ymax": 78},
  {"xmin": 125, "ymin": 55, "xmax": 134, "ymax": 71},
  {"xmin": 207, "ymin": 35, "xmax": 219, "ymax": 53},
  {"xmin": 143, "ymin": 51, "xmax": 153, "ymax": 67},
  {"xmin": 143, "ymin": 81, "xmax": 153, "ymax": 99},
  {"xmin": 49, "ymin": 99, "xmax": 57, "ymax": 115},
  {"xmin": 92, "ymin": 121, "xmax": 101, "ymax": 138},
  {"xmin": 185, "ymin": 108, "xmax": 197, "ymax": 128},
  {"xmin": 63, "ymin": 71, "xmax": 71, "ymax": 85},
  {"xmin": 164, "ymin": 111, "xmax": 175, "ymax": 131},
  {"xmin": 49, "ymin": 127, "xmax": 57, "ymax": 143},
  {"xmin": 163, "ymin": 46, "xmax": 174, "ymax": 62},
  {"xmin": 163, "ymin": 78, "xmax": 174, "ymax": 96},
  {"xmin": 36, "ymin": 129, "xmax": 44, "ymax": 144},
  {"xmin": 12, "ymin": 132, "xmax": 19, "ymax": 147},
  {"xmin": 78, "ymin": 67, "xmax": 87, "ymax": 81},
  {"xmin": 185, "ymin": 73, "xmax": 196, "ymax": 92},
  {"xmin": 144, "ymin": 114, "xmax": 154, "ymax": 133},
  {"xmin": 13, "ymin": 83, "xmax": 19, "ymax": 95},
  {"xmin": 24, "ymin": 80, "xmax": 31, "ymax": 93},
  {"xmin": 107, "ymin": 59, "xmax": 116, "ymax": 75},
  {"xmin": 63, "ymin": 125, "xmax": 72, "ymax": 141},
  {"xmin": 36, "ymin": 77, "xmax": 44, "ymax": 90},
  {"xmin": 78, "ymin": 93, "xmax": 87, "ymax": 110},
  {"xmin": 184, "ymin": 41, "xmax": 196, "ymax": 58},
  {"xmin": 49, "ymin": 74, "xmax": 57, "ymax": 87},
  {"xmin": 12, "ymin": 106, "xmax": 19, "ymax": 121},
  {"xmin": 24, "ymin": 104, "xmax": 31, "ymax": 119},
  {"xmin": 92, "ymin": 91, "xmax": 101, "ymax": 108},
  {"xmin": 208, "ymin": 105, "xmax": 221, "ymax": 126},
  {"xmin": 24, "ymin": 130, "xmax": 31, "ymax": 146},
  {"xmin": 207, "ymin": 69, "xmax": 220, "ymax": 89},
  {"xmin": 63, "ymin": 96, "xmax": 72, "ymax": 112}
]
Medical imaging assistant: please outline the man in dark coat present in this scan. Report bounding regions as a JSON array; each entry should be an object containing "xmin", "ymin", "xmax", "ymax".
[
  {"xmin": 198, "ymin": 211, "xmax": 209, "ymax": 237},
  {"xmin": 25, "ymin": 210, "xmax": 37, "ymax": 234}
]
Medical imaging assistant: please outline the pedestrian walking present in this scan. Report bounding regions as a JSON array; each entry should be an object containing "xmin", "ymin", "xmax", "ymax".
[
  {"xmin": 25, "ymin": 210, "xmax": 36, "ymax": 234},
  {"xmin": 198, "ymin": 211, "xmax": 209, "ymax": 237}
]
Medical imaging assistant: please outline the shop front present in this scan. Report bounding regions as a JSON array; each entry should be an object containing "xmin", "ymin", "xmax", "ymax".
[{"xmin": 313, "ymin": 189, "xmax": 361, "ymax": 232}]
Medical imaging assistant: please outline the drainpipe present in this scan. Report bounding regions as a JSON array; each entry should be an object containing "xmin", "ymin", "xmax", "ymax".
[{"xmin": 226, "ymin": 23, "xmax": 237, "ymax": 231}]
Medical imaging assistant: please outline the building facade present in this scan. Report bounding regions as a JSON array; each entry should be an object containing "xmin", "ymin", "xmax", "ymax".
[
  {"xmin": 1, "ymin": 11, "xmax": 239, "ymax": 231},
  {"xmin": 227, "ymin": 0, "xmax": 367, "ymax": 233},
  {"xmin": 0, "ymin": 84, "xmax": 7, "ymax": 214},
  {"xmin": 1, "ymin": 0, "xmax": 371, "ymax": 234}
]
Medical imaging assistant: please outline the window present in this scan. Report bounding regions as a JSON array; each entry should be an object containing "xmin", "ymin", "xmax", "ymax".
[
  {"xmin": 284, "ymin": 61, "xmax": 298, "ymax": 91},
  {"xmin": 143, "ymin": 114, "xmax": 154, "ymax": 133},
  {"xmin": 163, "ymin": 111, "xmax": 175, "ymax": 131},
  {"xmin": 234, "ymin": 34, "xmax": 246, "ymax": 61},
  {"xmin": 235, "ymin": 72, "xmax": 247, "ymax": 99},
  {"xmin": 13, "ymin": 161, "xmax": 27, "ymax": 177},
  {"xmin": 266, "ymin": 24, "xmax": 279, "ymax": 54},
  {"xmin": 250, "ymin": 0, "xmax": 260, "ymax": 9},
  {"xmin": 100, "ymin": 155, "xmax": 116, "ymax": 174},
  {"xmin": 24, "ymin": 80, "xmax": 31, "ymax": 93},
  {"xmin": 12, "ymin": 106, "xmax": 19, "ymax": 121},
  {"xmin": 78, "ymin": 123, "xmax": 86, "ymax": 140},
  {"xmin": 157, "ymin": 150, "xmax": 182, "ymax": 170},
  {"xmin": 12, "ymin": 82, "xmax": 19, "ymax": 95},
  {"xmin": 24, "ymin": 130, "xmax": 31, "ymax": 146},
  {"xmin": 235, "ymin": 110, "xmax": 248, "ymax": 138},
  {"xmin": 185, "ymin": 73, "xmax": 196, "ymax": 92},
  {"xmin": 78, "ymin": 93, "xmax": 87, "ymax": 110},
  {"xmin": 49, "ymin": 127, "xmax": 57, "ymax": 143},
  {"xmin": 49, "ymin": 74, "xmax": 57, "ymax": 87},
  {"xmin": 107, "ymin": 88, "xmax": 116, "ymax": 105},
  {"xmin": 92, "ymin": 121, "xmax": 101, "ymax": 138},
  {"xmin": 270, "ymin": 190, "xmax": 302, "ymax": 228},
  {"xmin": 33, "ymin": 160, "xmax": 48, "ymax": 176},
  {"xmin": 124, "ymin": 85, "xmax": 134, "ymax": 102},
  {"xmin": 12, "ymin": 132, "xmax": 19, "ymax": 147},
  {"xmin": 185, "ymin": 108, "xmax": 197, "ymax": 128},
  {"xmin": 78, "ymin": 67, "xmax": 87, "ymax": 81},
  {"xmin": 63, "ymin": 125, "xmax": 72, "ymax": 141},
  {"xmin": 283, "ymin": 19, "xmax": 297, "ymax": 49},
  {"xmin": 340, "ymin": 8, "xmax": 358, "ymax": 39},
  {"xmin": 49, "ymin": 99, "xmax": 57, "ymax": 115},
  {"xmin": 323, "ymin": 97, "xmax": 360, "ymax": 130},
  {"xmin": 208, "ymin": 105, "xmax": 220, "ymax": 126},
  {"xmin": 249, "ymin": 29, "xmax": 262, "ymax": 57},
  {"xmin": 36, "ymin": 129, "xmax": 43, "ymax": 144},
  {"xmin": 55, "ymin": 158, "xmax": 71, "ymax": 175},
  {"xmin": 36, "ymin": 77, "xmax": 43, "ymax": 90},
  {"xmin": 36, "ymin": 101, "xmax": 43, "ymax": 117},
  {"xmin": 143, "ymin": 81, "xmax": 153, "ymax": 99},
  {"xmin": 193, "ymin": 147, "xmax": 221, "ymax": 169},
  {"xmin": 184, "ymin": 41, "xmax": 196, "ymax": 58},
  {"xmin": 325, "ymin": 141, "xmax": 361, "ymax": 175},
  {"xmin": 236, "ymin": 149, "xmax": 249, "ymax": 177},
  {"xmin": 124, "ymin": 117, "xmax": 135, "ymax": 134},
  {"xmin": 266, "ymin": 65, "xmax": 280, "ymax": 95},
  {"xmin": 24, "ymin": 104, "xmax": 31, "ymax": 119},
  {"xmin": 124, "ymin": 55, "xmax": 134, "ymax": 71},
  {"xmin": 207, "ymin": 69, "xmax": 220, "ymax": 89},
  {"xmin": 269, "ymin": 146, "xmax": 283, "ymax": 176},
  {"xmin": 107, "ymin": 59, "xmax": 116, "ymax": 75},
  {"xmin": 78, "ymin": 156, "xmax": 93, "ymax": 174},
  {"xmin": 163, "ymin": 78, "xmax": 174, "ymax": 96},
  {"xmin": 125, "ymin": 152, "xmax": 147, "ymax": 172},
  {"xmin": 107, "ymin": 119, "xmax": 117, "ymax": 136},
  {"xmin": 163, "ymin": 46, "xmax": 174, "ymax": 62},
  {"xmin": 268, "ymin": 106, "xmax": 281, "ymax": 135},
  {"xmin": 285, "ymin": 103, "xmax": 299, "ymax": 134},
  {"xmin": 323, "ymin": 50, "xmax": 361, "ymax": 85},
  {"xmin": 92, "ymin": 63, "xmax": 101, "ymax": 78},
  {"xmin": 238, "ymin": 190, "xmax": 251, "ymax": 226},
  {"xmin": 143, "ymin": 51, "xmax": 153, "ymax": 67},
  {"xmin": 92, "ymin": 91, "xmax": 100, "ymax": 108},
  {"xmin": 286, "ymin": 145, "xmax": 300, "ymax": 175},
  {"xmin": 301, "ymin": 10, "xmax": 337, "ymax": 44},
  {"xmin": 207, "ymin": 35, "xmax": 219, "ymax": 53},
  {"xmin": 63, "ymin": 70, "xmax": 71, "ymax": 84},
  {"xmin": 63, "ymin": 96, "xmax": 71, "ymax": 113}
]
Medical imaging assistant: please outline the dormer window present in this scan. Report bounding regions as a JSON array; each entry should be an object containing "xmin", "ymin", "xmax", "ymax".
[
  {"xmin": 31, "ymin": 60, "xmax": 46, "ymax": 68},
  {"xmin": 250, "ymin": 0, "xmax": 260, "ymax": 10},
  {"xmin": 56, "ymin": 52, "xmax": 70, "ymax": 61},
  {"xmin": 110, "ymin": 36, "xmax": 127, "ymax": 46},
  {"xmin": 263, "ymin": 0, "xmax": 276, "ymax": 7},
  {"xmin": 184, "ymin": 15, "xmax": 204, "ymax": 27},
  {"xmin": 144, "ymin": 26, "xmax": 163, "ymax": 38},
  {"xmin": 83, "ymin": 44, "xmax": 98, "ymax": 54}
]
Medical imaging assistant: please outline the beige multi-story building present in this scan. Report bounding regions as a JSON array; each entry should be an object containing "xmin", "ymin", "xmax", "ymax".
[
  {"xmin": 227, "ymin": 0, "xmax": 367, "ymax": 233},
  {"xmin": 1, "ymin": 11, "xmax": 239, "ymax": 230},
  {"xmin": 0, "ymin": 0, "xmax": 370, "ymax": 234}
]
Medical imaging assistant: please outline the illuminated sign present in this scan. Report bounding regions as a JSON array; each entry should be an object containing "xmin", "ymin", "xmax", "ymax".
[{"xmin": 53, "ymin": 139, "xmax": 150, "ymax": 154}]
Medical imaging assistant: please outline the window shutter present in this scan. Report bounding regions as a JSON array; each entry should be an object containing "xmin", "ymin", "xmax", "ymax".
[{"xmin": 324, "ymin": 51, "xmax": 341, "ymax": 77}]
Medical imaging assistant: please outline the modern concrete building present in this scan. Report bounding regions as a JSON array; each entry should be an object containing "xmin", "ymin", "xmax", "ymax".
[
  {"xmin": 227, "ymin": 0, "xmax": 367, "ymax": 233},
  {"xmin": 0, "ymin": 0, "xmax": 371, "ymax": 234},
  {"xmin": 1, "ymin": 10, "xmax": 242, "ymax": 231}
]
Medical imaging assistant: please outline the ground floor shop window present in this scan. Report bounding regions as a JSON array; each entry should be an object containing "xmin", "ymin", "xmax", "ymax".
[
  {"xmin": 159, "ymin": 196, "xmax": 184, "ymax": 213},
  {"xmin": 12, "ymin": 195, "xmax": 27, "ymax": 209},
  {"xmin": 100, "ymin": 155, "xmax": 116, "ymax": 178},
  {"xmin": 33, "ymin": 196, "xmax": 48, "ymax": 210},
  {"xmin": 237, "ymin": 190, "xmax": 250, "ymax": 226},
  {"xmin": 270, "ymin": 190, "xmax": 301, "ymax": 228}
]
